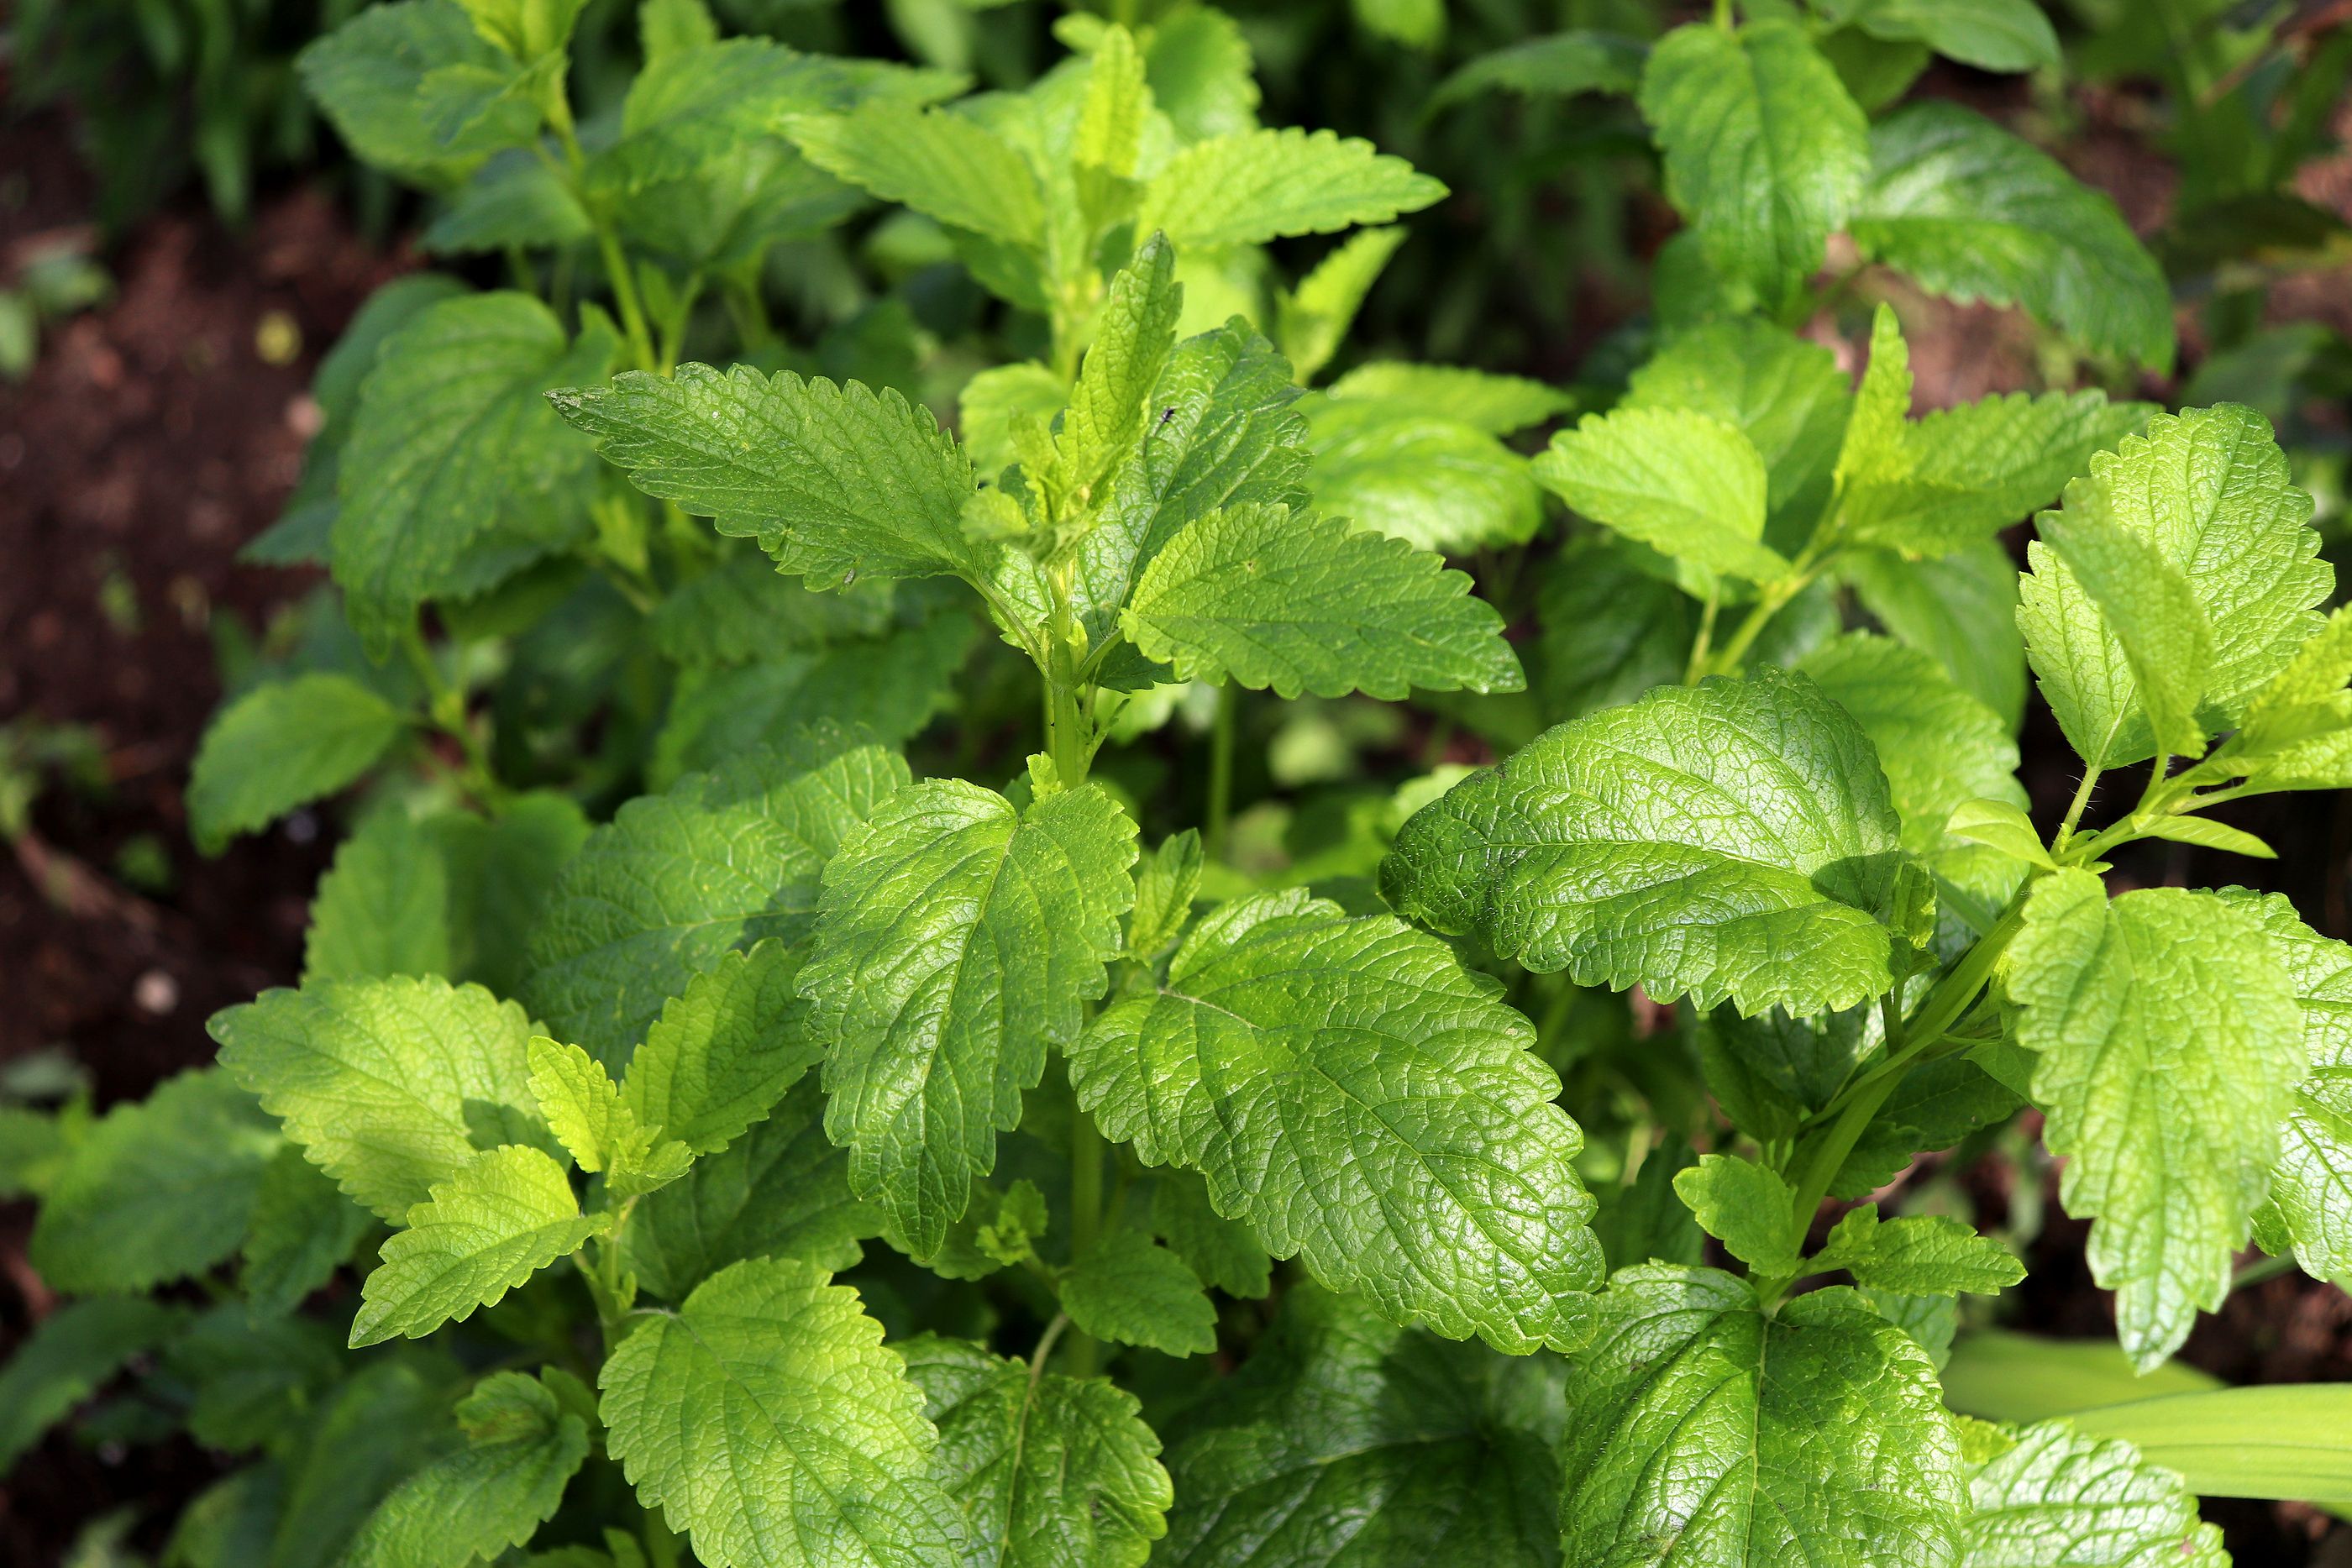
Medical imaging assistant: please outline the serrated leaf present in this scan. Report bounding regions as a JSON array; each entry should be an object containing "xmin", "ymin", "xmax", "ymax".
[
  {"xmin": 2007, "ymin": 872, "xmax": 2305, "ymax": 1368},
  {"xmin": 1137, "ymin": 127, "xmax": 1444, "ymax": 250},
  {"xmin": 242, "ymin": 1144, "xmax": 373, "ymax": 1318},
  {"xmin": 425, "ymin": 150, "xmax": 593, "ymax": 254},
  {"xmin": 1277, "ymin": 227, "xmax": 1408, "ymax": 385},
  {"xmin": 1845, "ymin": 540, "xmax": 2027, "ymax": 728},
  {"xmin": 1962, "ymin": 1419, "xmax": 2227, "ymax": 1568},
  {"xmin": 1303, "ymin": 397, "xmax": 1542, "ymax": 553},
  {"xmin": 1120, "ymin": 502, "xmax": 1523, "ymax": 700},
  {"xmin": 1530, "ymin": 538, "xmax": 1693, "ymax": 722},
  {"xmin": 1672, "ymin": 1153, "xmax": 1801, "ymax": 1277},
  {"xmin": 1851, "ymin": 103, "xmax": 2173, "ymax": 370},
  {"xmin": 790, "ymin": 102, "xmax": 1043, "ymax": 248},
  {"xmin": 527, "ymin": 1037, "xmax": 692, "ymax": 1195},
  {"xmin": 902, "ymin": 1335, "xmax": 1170, "ymax": 1568},
  {"xmin": 958, "ymin": 362, "xmax": 1070, "ymax": 478},
  {"xmin": 1149, "ymin": 1170, "xmax": 1270, "ymax": 1298},
  {"xmin": 1070, "ymin": 889, "xmax": 1601, "ymax": 1354},
  {"xmin": 306, "ymin": 811, "xmax": 454, "ymax": 983},
  {"xmin": 1158, "ymin": 1284, "xmax": 1562, "ymax": 1566},
  {"xmin": 1638, "ymin": 19, "xmax": 1868, "ymax": 304},
  {"xmin": 1560, "ymin": 1265, "xmax": 1964, "ymax": 1567},
  {"xmin": 343, "ymin": 1371, "xmax": 591, "ymax": 1568},
  {"xmin": 211, "ymin": 976, "xmax": 552, "ymax": 1222},
  {"xmin": 188, "ymin": 674, "xmax": 407, "ymax": 852},
  {"xmin": 1944, "ymin": 798, "xmax": 2055, "ymax": 870},
  {"xmin": 1126, "ymin": 830, "xmax": 1203, "ymax": 966},
  {"xmin": 1049, "ymin": 238, "xmax": 1182, "ymax": 520},
  {"xmin": 29, "ymin": 1069, "xmax": 280, "ymax": 1294},
  {"xmin": 1811, "ymin": 1204, "xmax": 2024, "ymax": 1295},
  {"xmin": 599, "ymin": 1257, "xmax": 964, "ymax": 1568},
  {"xmin": 351, "ymin": 1144, "xmax": 609, "ymax": 1345},
  {"xmin": 1327, "ymin": 362, "xmax": 1573, "ymax": 436},
  {"xmin": 1060, "ymin": 1229, "xmax": 1218, "ymax": 1356},
  {"xmin": 624, "ymin": 1079, "xmax": 879, "ymax": 1301},
  {"xmin": 1534, "ymin": 406, "xmax": 1785, "ymax": 582},
  {"xmin": 1139, "ymin": 7, "xmax": 1257, "ymax": 141},
  {"xmin": 1383, "ymin": 666, "xmax": 1908, "ymax": 1016},
  {"xmin": 552, "ymin": 363, "xmax": 977, "ymax": 592},
  {"xmin": 622, "ymin": 940, "xmax": 818, "ymax": 1156},
  {"xmin": 522, "ymin": 730, "xmax": 909, "ymax": 1068},
  {"xmin": 430, "ymin": 791, "xmax": 591, "ymax": 1000},
  {"xmin": 805, "ymin": 777, "xmax": 1134, "ymax": 1256},
  {"xmin": 298, "ymin": 0, "xmax": 512, "ymax": 186},
  {"xmin": 2038, "ymin": 510, "xmax": 2214, "ymax": 759},
  {"xmin": 334, "ymin": 291, "xmax": 616, "ymax": 654},
  {"xmin": 650, "ymin": 554, "xmax": 898, "ymax": 667},
  {"xmin": 0, "ymin": 1298, "xmax": 186, "ymax": 1471}
]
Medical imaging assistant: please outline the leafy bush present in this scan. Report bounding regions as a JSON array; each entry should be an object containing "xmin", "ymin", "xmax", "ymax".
[{"xmin": 10, "ymin": 2, "xmax": 2352, "ymax": 1565}]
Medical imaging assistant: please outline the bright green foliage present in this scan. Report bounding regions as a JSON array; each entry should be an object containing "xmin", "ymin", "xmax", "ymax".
[
  {"xmin": 1851, "ymin": 103, "xmax": 2175, "ymax": 370},
  {"xmin": 1150, "ymin": 1171, "xmax": 1270, "ymax": 1298},
  {"xmin": 1431, "ymin": 29, "xmax": 1648, "ymax": 111},
  {"xmin": 523, "ymin": 731, "xmax": 909, "ymax": 1067},
  {"xmin": 526, "ymin": 1037, "xmax": 692, "ymax": 1196},
  {"xmin": 623, "ymin": 941, "xmax": 818, "ymax": 1156},
  {"xmin": 29, "ymin": 1069, "xmax": 280, "ymax": 1294},
  {"xmin": 305, "ymin": 812, "xmax": 454, "ymax": 983},
  {"xmin": 1137, "ymin": 127, "xmax": 1445, "ymax": 249},
  {"xmin": 790, "ymin": 104, "xmax": 1046, "ymax": 247},
  {"xmin": 1071, "ymin": 889, "xmax": 1602, "ymax": 1353},
  {"xmin": 805, "ymin": 774, "xmax": 1135, "ymax": 1256},
  {"xmin": 351, "ymin": 1144, "xmax": 609, "ymax": 1345},
  {"xmin": 903, "ymin": 1337, "xmax": 1172, "ymax": 1568},
  {"xmin": 1276, "ymin": 227, "xmax": 1408, "ymax": 383},
  {"xmin": 1304, "ymin": 395, "xmax": 1544, "ymax": 553},
  {"xmin": 1639, "ymin": 20, "xmax": 1867, "ymax": 304},
  {"xmin": 0, "ymin": 1298, "xmax": 186, "ymax": 1469},
  {"xmin": 1962, "ymin": 1421, "xmax": 2227, "ymax": 1567},
  {"xmin": 1834, "ymin": 0, "xmax": 2060, "ymax": 72},
  {"xmin": 343, "ymin": 1371, "xmax": 591, "ymax": 1567},
  {"xmin": 598, "ymin": 1257, "xmax": 964, "ymax": 1567},
  {"xmin": 1672, "ymin": 1153, "xmax": 1801, "ymax": 1277},
  {"xmin": 2007, "ymin": 873, "xmax": 2305, "ymax": 1367},
  {"xmin": 1159, "ymin": 1286, "xmax": 1562, "ymax": 1566},
  {"xmin": 1326, "ymin": 362, "xmax": 1573, "ymax": 436},
  {"xmin": 1061, "ymin": 1230, "xmax": 1219, "ymax": 1356},
  {"xmin": 1121, "ymin": 502, "xmax": 1525, "ymax": 699},
  {"xmin": 186, "ymin": 674, "xmax": 407, "ymax": 852},
  {"xmin": 1384, "ymin": 666, "xmax": 1906, "ymax": 1016},
  {"xmin": 1809, "ymin": 1205, "xmax": 2024, "ymax": 1296},
  {"xmin": 1533, "ymin": 406, "xmax": 1781, "ymax": 582},
  {"xmin": 1845, "ymin": 540, "xmax": 2028, "ymax": 726},
  {"xmin": 297, "ymin": 1, "xmax": 521, "ymax": 185},
  {"xmin": 1126, "ymin": 830, "xmax": 1204, "ymax": 964},
  {"xmin": 1559, "ymin": 1266, "xmax": 1963, "ymax": 1566},
  {"xmin": 210, "ymin": 975, "xmax": 551, "ymax": 1222},
  {"xmin": 333, "ymin": 291, "xmax": 617, "ymax": 654}
]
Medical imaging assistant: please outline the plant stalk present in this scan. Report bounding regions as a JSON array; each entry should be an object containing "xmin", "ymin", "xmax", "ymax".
[{"xmin": 1205, "ymin": 682, "xmax": 1238, "ymax": 862}]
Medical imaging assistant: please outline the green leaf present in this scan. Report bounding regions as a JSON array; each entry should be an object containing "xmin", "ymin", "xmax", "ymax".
[
  {"xmin": 1837, "ymin": 0, "xmax": 2060, "ymax": 72},
  {"xmin": 1943, "ymin": 798, "xmax": 2055, "ymax": 871},
  {"xmin": 351, "ymin": 1144, "xmax": 609, "ymax": 1345},
  {"xmin": 2007, "ymin": 871, "xmax": 2306, "ymax": 1368},
  {"xmin": 455, "ymin": 0, "xmax": 586, "ymax": 59},
  {"xmin": 334, "ymin": 291, "xmax": 616, "ymax": 654},
  {"xmin": 164, "ymin": 1305, "xmax": 344, "ymax": 1452},
  {"xmin": 1070, "ymin": 889, "xmax": 1601, "ymax": 1353},
  {"xmin": 622, "ymin": 940, "xmax": 818, "ymax": 1156},
  {"xmin": 1326, "ymin": 362, "xmax": 1573, "ymax": 437},
  {"xmin": 1137, "ymin": 127, "xmax": 1445, "ymax": 250},
  {"xmin": 522, "ymin": 729, "xmax": 909, "ymax": 1068},
  {"xmin": 1137, "ymin": 6, "xmax": 1257, "ymax": 141},
  {"xmin": 430, "ymin": 791, "xmax": 591, "ymax": 1000},
  {"xmin": 1844, "ymin": 539, "xmax": 2027, "ymax": 728},
  {"xmin": 527, "ymin": 1037, "xmax": 692, "ymax": 1195},
  {"xmin": 1529, "ymin": 538, "xmax": 1693, "ymax": 723},
  {"xmin": 1302, "ymin": 397, "xmax": 1542, "ymax": 553},
  {"xmin": 1277, "ymin": 227, "xmax": 1408, "ymax": 385},
  {"xmin": 649, "ymin": 555, "xmax": 897, "ymax": 667},
  {"xmin": 298, "ymin": 1, "xmax": 512, "ymax": 185},
  {"xmin": 343, "ymin": 1371, "xmax": 591, "ymax": 1568},
  {"xmin": 1149, "ymin": 1170, "xmax": 1270, "ymax": 1298},
  {"xmin": 1429, "ymin": 29, "xmax": 1647, "ymax": 113},
  {"xmin": 1559, "ymin": 1266, "xmax": 1964, "ymax": 1566},
  {"xmin": 551, "ymin": 363, "xmax": 977, "ymax": 592},
  {"xmin": 29, "ymin": 1069, "xmax": 279, "ymax": 1294},
  {"xmin": 1534, "ymin": 406, "xmax": 1785, "ymax": 582},
  {"xmin": 1120, "ymin": 502, "xmax": 1524, "ymax": 700},
  {"xmin": 902, "ymin": 1335, "xmax": 1171, "ymax": 1568},
  {"xmin": 241, "ymin": 1145, "xmax": 373, "ymax": 1318},
  {"xmin": 1158, "ymin": 1284, "xmax": 1562, "ymax": 1566},
  {"xmin": 624, "ymin": 1079, "xmax": 879, "ymax": 1301},
  {"xmin": 1593, "ymin": 1139, "xmax": 1704, "ymax": 1272},
  {"xmin": 1638, "ymin": 19, "xmax": 1868, "ymax": 304},
  {"xmin": 1383, "ymin": 666, "xmax": 1908, "ymax": 1016},
  {"xmin": 1048, "ymin": 238, "xmax": 1183, "ymax": 518},
  {"xmin": 426, "ymin": 149, "xmax": 594, "ymax": 254},
  {"xmin": 2135, "ymin": 815, "xmax": 2276, "ymax": 857},
  {"xmin": 2062, "ymin": 1385, "xmax": 2352, "ymax": 1506},
  {"xmin": 1851, "ymin": 103, "xmax": 2173, "ymax": 370},
  {"xmin": 1961, "ymin": 1419, "xmax": 2226, "ymax": 1568},
  {"xmin": 790, "ymin": 103, "xmax": 1043, "ymax": 248},
  {"xmin": 2021, "ymin": 404, "xmax": 2324, "ymax": 771},
  {"xmin": 188, "ymin": 674, "xmax": 407, "ymax": 852},
  {"xmin": 270, "ymin": 1361, "xmax": 458, "ymax": 1568},
  {"xmin": 958, "ymin": 362, "xmax": 1071, "ymax": 478},
  {"xmin": 1126, "ymin": 830, "xmax": 1204, "ymax": 966},
  {"xmin": 305, "ymin": 811, "xmax": 454, "ymax": 983},
  {"xmin": 1060, "ymin": 1229, "xmax": 1219, "ymax": 1356},
  {"xmin": 1810, "ymin": 1204, "xmax": 2024, "ymax": 1295},
  {"xmin": 212, "ymin": 975, "xmax": 552, "ymax": 1222},
  {"xmin": 1672, "ymin": 1153, "xmax": 1801, "ymax": 1277},
  {"xmin": 806, "ymin": 774, "xmax": 1135, "ymax": 1256},
  {"xmin": 0, "ymin": 1298, "xmax": 186, "ymax": 1471},
  {"xmin": 600, "ymin": 1257, "xmax": 964, "ymax": 1567}
]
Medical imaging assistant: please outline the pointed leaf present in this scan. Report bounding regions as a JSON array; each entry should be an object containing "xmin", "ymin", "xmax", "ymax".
[
  {"xmin": 188, "ymin": 674, "xmax": 407, "ymax": 852},
  {"xmin": 1533, "ymin": 406, "xmax": 1783, "ymax": 582},
  {"xmin": 1672, "ymin": 1153, "xmax": 1800, "ymax": 1277},
  {"xmin": 1137, "ymin": 127, "xmax": 1444, "ymax": 250},
  {"xmin": 1810, "ymin": 1205, "xmax": 2024, "ymax": 1296},
  {"xmin": 790, "ymin": 103, "xmax": 1043, "ymax": 248},
  {"xmin": 1060, "ymin": 1230, "xmax": 1218, "ymax": 1356},
  {"xmin": 623, "ymin": 940, "xmax": 819, "ymax": 1156},
  {"xmin": 1962, "ymin": 1420, "xmax": 2226, "ymax": 1568},
  {"xmin": 343, "ymin": 1371, "xmax": 591, "ymax": 1567}
]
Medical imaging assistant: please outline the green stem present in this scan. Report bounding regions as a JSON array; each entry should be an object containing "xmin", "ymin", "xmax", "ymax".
[
  {"xmin": 399, "ymin": 621, "xmax": 501, "ymax": 800},
  {"xmin": 1205, "ymin": 682, "xmax": 1238, "ymax": 863},
  {"xmin": 1029, "ymin": 1313, "xmax": 1071, "ymax": 1380},
  {"xmin": 2052, "ymin": 758, "xmax": 2107, "ymax": 855},
  {"xmin": 1694, "ymin": 551, "xmax": 1828, "ymax": 679},
  {"xmin": 2232, "ymin": 1252, "xmax": 2299, "ymax": 1292},
  {"xmin": 1683, "ymin": 587, "xmax": 1721, "ymax": 685},
  {"xmin": 1067, "ymin": 1105, "xmax": 1106, "ymax": 1378},
  {"xmin": 1714, "ymin": 0, "xmax": 1735, "ymax": 27},
  {"xmin": 547, "ymin": 112, "xmax": 658, "ymax": 372}
]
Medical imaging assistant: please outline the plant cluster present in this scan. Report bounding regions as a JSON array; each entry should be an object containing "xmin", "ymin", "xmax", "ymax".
[{"xmin": 8, "ymin": 2, "xmax": 2352, "ymax": 1565}]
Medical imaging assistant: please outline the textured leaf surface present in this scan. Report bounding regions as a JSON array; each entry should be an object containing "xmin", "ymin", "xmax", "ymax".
[
  {"xmin": 649, "ymin": 554, "xmax": 897, "ymax": 667},
  {"xmin": 1851, "ymin": 104, "xmax": 2172, "ymax": 369},
  {"xmin": 622, "ymin": 940, "xmax": 817, "ymax": 1156},
  {"xmin": 1158, "ymin": 1285, "xmax": 1562, "ymax": 1567},
  {"xmin": 188, "ymin": 674, "xmax": 407, "ymax": 852},
  {"xmin": 1533, "ymin": 406, "xmax": 1782, "ymax": 582},
  {"xmin": 790, "ymin": 103, "xmax": 1043, "ymax": 247},
  {"xmin": 1672, "ymin": 1154, "xmax": 1800, "ymax": 1277},
  {"xmin": 1811, "ymin": 1205, "xmax": 2024, "ymax": 1296},
  {"xmin": 1150, "ymin": 1170, "xmax": 1270, "ymax": 1298},
  {"xmin": 1121, "ymin": 502, "xmax": 1523, "ymax": 700},
  {"xmin": 0, "ymin": 1298, "xmax": 186, "ymax": 1471},
  {"xmin": 1070, "ymin": 889, "xmax": 1601, "ymax": 1353},
  {"xmin": 1842, "ymin": 0, "xmax": 2059, "ymax": 72},
  {"xmin": 2007, "ymin": 872, "xmax": 2304, "ymax": 1367},
  {"xmin": 902, "ymin": 1337, "xmax": 1171, "ymax": 1568},
  {"xmin": 1962, "ymin": 1420, "xmax": 2226, "ymax": 1568},
  {"xmin": 305, "ymin": 811, "xmax": 454, "ymax": 983},
  {"xmin": 298, "ymin": 1, "xmax": 512, "ymax": 182},
  {"xmin": 212, "ymin": 976, "xmax": 550, "ymax": 1221},
  {"xmin": 599, "ymin": 1257, "xmax": 963, "ymax": 1567},
  {"xmin": 1138, "ymin": 127, "xmax": 1444, "ymax": 249},
  {"xmin": 1638, "ymin": 20, "xmax": 1867, "ymax": 302},
  {"xmin": 551, "ymin": 364, "xmax": 976, "ymax": 591},
  {"xmin": 343, "ymin": 1371, "xmax": 591, "ymax": 1567},
  {"xmin": 29, "ymin": 1069, "xmax": 279, "ymax": 1294},
  {"xmin": 1304, "ymin": 397, "xmax": 1541, "ymax": 553},
  {"xmin": 1383, "ymin": 667, "xmax": 1907, "ymax": 1016},
  {"xmin": 1845, "ymin": 541, "xmax": 2026, "ymax": 727},
  {"xmin": 1060, "ymin": 1230, "xmax": 1218, "ymax": 1356},
  {"xmin": 352, "ymin": 1144, "xmax": 608, "ymax": 1345},
  {"xmin": 527, "ymin": 1037, "xmax": 690, "ymax": 1194},
  {"xmin": 806, "ymin": 779, "xmax": 1135, "ymax": 1256},
  {"xmin": 269, "ymin": 1360, "xmax": 454, "ymax": 1568},
  {"xmin": 1559, "ymin": 1266, "xmax": 1964, "ymax": 1567},
  {"xmin": 242, "ymin": 1145, "xmax": 372, "ymax": 1317},
  {"xmin": 524, "ymin": 731, "xmax": 909, "ymax": 1068},
  {"xmin": 1326, "ymin": 362, "xmax": 1573, "ymax": 437}
]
